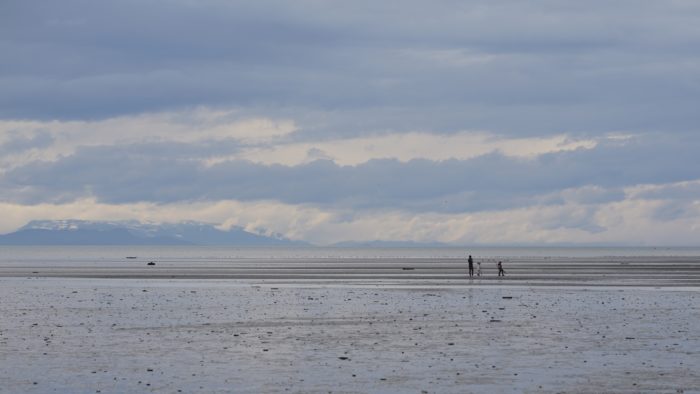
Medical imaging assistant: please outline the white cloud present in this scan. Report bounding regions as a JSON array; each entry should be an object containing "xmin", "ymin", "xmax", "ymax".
[
  {"xmin": 219, "ymin": 131, "xmax": 598, "ymax": 166},
  {"xmin": 2, "ymin": 107, "xmax": 602, "ymax": 172},
  {"xmin": 0, "ymin": 107, "xmax": 297, "ymax": 171},
  {"xmin": 2, "ymin": 192, "xmax": 699, "ymax": 245},
  {"xmin": 0, "ymin": 198, "xmax": 330, "ymax": 242}
]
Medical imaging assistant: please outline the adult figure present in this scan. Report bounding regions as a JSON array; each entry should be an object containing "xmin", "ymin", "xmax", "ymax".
[
  {"xmin": 498, "ymin": 261, "xmax": 505, "ymax": 277},
  {"xmin": 468, "ymin": 255, "xmax": 474, "ymax": 278}
]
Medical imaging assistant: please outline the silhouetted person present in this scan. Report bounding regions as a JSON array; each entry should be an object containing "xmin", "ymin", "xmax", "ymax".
[
  {"xmin": 468, "ymin": 255, "xmax": 474, "ymax": 277},
  {"xmin": 498, "ymin": 261, "xmax": 505, "ymax": 277},
  {"xmin": 476, "ymin": 261, "xmax": 482, "ymax": 277}
]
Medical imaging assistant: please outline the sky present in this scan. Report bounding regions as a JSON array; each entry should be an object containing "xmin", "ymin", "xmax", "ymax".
[{"xmin": 1, "ymin": 0, "xmax": 700, "ymax": 245}]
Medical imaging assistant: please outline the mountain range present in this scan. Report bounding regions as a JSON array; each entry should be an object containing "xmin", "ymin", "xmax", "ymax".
[{"xmin": 0, "ymin": 220, "xmax": 308, "ymax": 246}]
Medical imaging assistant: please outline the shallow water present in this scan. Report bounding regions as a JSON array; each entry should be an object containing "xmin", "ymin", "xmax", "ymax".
[{"xmin": 2, "ymin": 245, "xmax": 700, "ymax": 266}]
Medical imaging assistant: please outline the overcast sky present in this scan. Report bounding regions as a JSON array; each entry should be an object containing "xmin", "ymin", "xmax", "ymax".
[{"xmin": 1, "ymin": 0, "xmax": 700, "ymax": 245}]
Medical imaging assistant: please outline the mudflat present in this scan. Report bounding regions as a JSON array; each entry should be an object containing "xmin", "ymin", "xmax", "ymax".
[{"xmin": 1, "ymin": 258, "xmax": 699, "ymax": 393}]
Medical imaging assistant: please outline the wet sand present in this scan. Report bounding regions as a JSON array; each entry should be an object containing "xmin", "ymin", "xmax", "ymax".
[
  {"xmin": 2, "ymin": 256, "xmax": 700, "ymax": 287},
  {"xmin": 1, "ymin": 258, "xmax": 699, "ymax": 392}
]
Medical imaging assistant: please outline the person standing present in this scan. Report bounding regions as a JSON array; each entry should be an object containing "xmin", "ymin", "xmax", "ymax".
[
  {"xmin": 498, "ymin": 261, "xmax": 505, "ymax": 277},
  {"xmin": 468, "ymin": 255, "xmax": 474, "ymax": 278},
  {"xmin": 476, "ymin": 261, "xmax": 482, "ymax": 277}
]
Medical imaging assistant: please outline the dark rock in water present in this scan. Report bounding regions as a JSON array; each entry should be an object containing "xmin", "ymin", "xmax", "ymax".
[
  {"xmin": 502, "ymin": 296, "xmax": 513, "ymax": 299},
  {"xmin": 402, "ymin": 267, "xmax": 415, "ymax": 270},
  {"xmin": 147, "ymin": 261, "xmax": 155, "ymax": 266},
  {"xmin": 338, "ymin": 356, "xmax": 349, "ymax": 360}
]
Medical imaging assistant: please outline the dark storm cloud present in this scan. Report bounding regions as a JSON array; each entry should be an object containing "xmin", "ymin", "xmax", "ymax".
[
  {"xmin": 2, "ymin": 133, "xmax": 698, "ymax": 211},
  {"xmin": 1, "ymin": 0, "xmax": 699, "ymax": 137}
]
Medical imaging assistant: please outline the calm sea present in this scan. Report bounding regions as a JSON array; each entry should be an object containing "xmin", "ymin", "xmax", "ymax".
[{"xmin": 1, "ymin": 246, "xmax": 700, "ymax": 266}]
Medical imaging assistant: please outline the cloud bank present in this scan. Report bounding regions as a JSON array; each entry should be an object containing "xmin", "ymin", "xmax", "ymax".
[{"xmin": 1, "ymin": 1, "xmax": 699, "ymax": 244}]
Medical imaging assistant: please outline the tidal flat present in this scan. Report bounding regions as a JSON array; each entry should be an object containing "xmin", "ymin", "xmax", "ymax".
[{"xmin": 1, "ymin": 271, "xmax": 699, "ymax": 393}]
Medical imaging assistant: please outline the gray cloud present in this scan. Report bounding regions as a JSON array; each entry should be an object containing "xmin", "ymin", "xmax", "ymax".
[
  {"xmin": 537, "ymin": 206, "xmax": 607, "ymax": 234},
  {"xmin": 651, "ymin": 201, "xmax": 696, "ymax": 222},
  {"xmin": 635, "ymin": 182, "xmax": 700, "ymax": 202},
  {"xmin": 2, "ymin": 1, "xmax": 699, "ymax": 138},
  {"xmin": 558, "ymin": 186, "xmax": 625, "ymax": 205},
  {"xmin": 0, "ymin": 130, "xmax": 54, "ymax": 155},
  {"xmin": 2, "ymin": 0, "xmax": 700, "ymax": 244},
  {"xmin": 631, "ymin": 181, "xmax": 700, "ymax": 222},
  {"xmin": 2, "ymin": 133, "xmax": 698, "ymax": 212}
]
